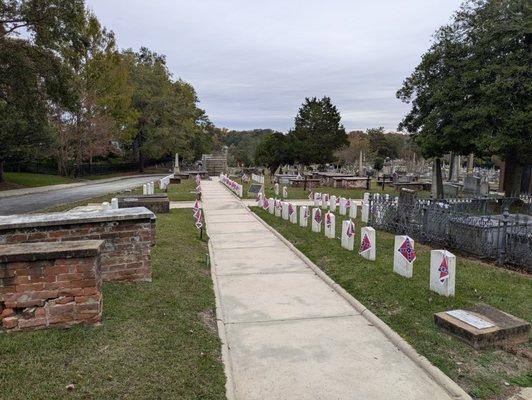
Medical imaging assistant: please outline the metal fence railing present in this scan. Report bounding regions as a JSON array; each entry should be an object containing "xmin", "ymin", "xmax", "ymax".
[{"xmin": 369, "ymin": 193, "xmax": 532, "ymax": 271}]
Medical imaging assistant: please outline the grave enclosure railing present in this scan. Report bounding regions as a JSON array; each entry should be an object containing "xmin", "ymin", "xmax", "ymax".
[{"xmin": 368, "ymin": 194, "xmax": 532, "ymax": 271}]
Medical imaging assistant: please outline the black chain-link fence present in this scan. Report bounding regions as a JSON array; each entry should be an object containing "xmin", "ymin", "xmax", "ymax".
[{"xmin": 369, "ymin": 193, "xmax": 532, "ymax": 271}]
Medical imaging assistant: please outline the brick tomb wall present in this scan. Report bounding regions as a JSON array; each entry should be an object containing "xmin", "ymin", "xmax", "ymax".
[
  {"xmin": 0, "ymin": 207, "xmax": 156, "ymax": 283},
  {"xmin": 0, "ymin": 240, "xmax": 104, "ymax": 332}
]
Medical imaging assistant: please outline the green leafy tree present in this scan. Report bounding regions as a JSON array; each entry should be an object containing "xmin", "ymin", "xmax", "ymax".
[
  {"xmin": 290, "ymin": 97, "xmax": 348, "ymax": 167},
  {"xmin": 0, "ymin": 0, "xmax": 85, "ymax": 181},
  {"xmin": 397, "ymin": 0, "xmax": 531, "ymax": 195},
  {"xmin": 255, "ymin": 132, "xmax": 294, "ymax": 176}
]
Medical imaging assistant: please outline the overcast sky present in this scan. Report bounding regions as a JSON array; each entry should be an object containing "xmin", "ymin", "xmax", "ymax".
[{"xmin": 86, "ymin": 0, "xmax": 463, "ymax": 132}]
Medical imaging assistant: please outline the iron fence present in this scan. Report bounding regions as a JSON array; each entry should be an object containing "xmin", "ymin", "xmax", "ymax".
[{"xmin": 369, "ymin": 194, "xmax": 531, "ymax": 271}]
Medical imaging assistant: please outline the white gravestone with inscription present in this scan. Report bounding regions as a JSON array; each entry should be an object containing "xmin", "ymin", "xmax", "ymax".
[
  {"xmin": 142, "ymin": 184, "xmax": 148, "ymax": 195},
  {"xmin": 275, "ymin": 200, "xmax": 282, "ymax": 217},
  {"xmin": 299, "ymin": 206, "xmax": 309, "ymax": 227},
  {"xmin": 324, "ymin": 212, "xmax": 335, "ymax": 239},
  {"xmin": 359, "ymin": 226, "xmax": 376, "ymax": 261},
  {"xmin": 341, "ymin": 219, "xmax": 355, "ymax": 250},
  {"xmin": 312, "ymin": 208, "xmax": 322, "ymax": 233},
  {"xmin": 430, "ymin": 250, "xmax": 456, "ymax": 297},
  {"xmin": 274, "ymin": 183, "xmax": 280, "ymax": 196},
  {"xmin": 393, "ymin": 235, "xmax": 416, "ymax": 278},
  {"xmin": 349, "ymin": 200, "xmax": 357, "ymax": 219},
  {"xmin": 314, "ymin": 192, "xmax": 321, "ymax": 207},
  {"xmin": 282, "ymin": 186, "xmax": 288, "ymax": 198},
  {"xmin": 288, "ymin": 203, "xmax": 298, "ymax": 224},
  {"xmin": 281, "ymin": 201, "xmax": 289, "ymax": 220},
  {"xmin": 321, "ymin": 193, "xmax": 329, "ymax": 209},
  {"xmin": 268, "ymin": 198, "xmax": 275, "ymax": 214},
  {"xmin": 339, "ymin": 197, "xmax": 347, "ymax": 215},
  {"xmin": 329, "ymin": 195, "xmax": 337, "ymax": 212}
]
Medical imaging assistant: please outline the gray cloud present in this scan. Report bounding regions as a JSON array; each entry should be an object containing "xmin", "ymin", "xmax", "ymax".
[{"xmin": 86, "ymin": 0, "xmax": 463, "ymax": 131}]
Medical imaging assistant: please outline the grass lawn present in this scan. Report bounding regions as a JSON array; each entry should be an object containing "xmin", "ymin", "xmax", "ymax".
[
  {"xmin": 0, "ymin": 209, "xmax": 226, "ymax": 399},
  {"xmin": 251, "ymin": 206, "xmax": 532, "ymax": 400},
  {"xmin": 159, "ymin": 179, "xmax": 199, "ymax": 201},
  {"xmin": 2, "ymin": 172, "xmax": 76, "ymax": 189}
]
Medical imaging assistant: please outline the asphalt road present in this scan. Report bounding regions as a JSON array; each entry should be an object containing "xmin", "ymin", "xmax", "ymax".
[{"xmin": 0, "ymin": 175, "xmax": 164, "ymax": 215}]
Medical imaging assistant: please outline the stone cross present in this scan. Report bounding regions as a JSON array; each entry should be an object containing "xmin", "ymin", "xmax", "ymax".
[
  {"xmin": 282, "ymin": 201, "xmax": 289, "ymax": 220},
  {"xmin": 274, "ymin": 183, "xmax": 280, "ymax": 196},
  {"xmin": 324, "ymin": 212, "xmax": 335, "ymax": 239},
  {"xmin": 329, "ymin": 195, "xmax": 337, "ymax": 212},
  {"xmin": 341, "ymin": 219, "xmax": 355, "ymax": 250},
  {"xmin": 311, "ymin": 208, "xmax": 322, "ymax": 233},
  {"xmin": 430, "ymin": 250, "xmax": 456, "ymax": 297},
  {"xmin": 359, "ymin": 226, "xmax": 376, "ymax": 261},
  {"xmin": 393, "ymin": 235, "xmax": 416, "ymax": 278},
  {"xmin": 268, "ymin": 198, "xmax": 275, "ymax": 214},
  {"xmin": 299, "ymin": 206, "xmax": 309, "ymax": 227},
  {"xmin": 282, "ymin": 186, "xmax": 288, "ymax": 198},
  {"xmin": 349, "ymin": 201, "xmax": 357, "ymax": 219},
  {"xmin": 339, "ymin": 197, "xmax": 347, "ymax": 215}
]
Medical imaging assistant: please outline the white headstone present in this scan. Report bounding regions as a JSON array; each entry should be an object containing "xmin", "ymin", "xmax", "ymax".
[
  {"xmin": 341, "ymin": 219, "xmax": 355, "ymax": 250},
  {"xmin": 329, "ymin": 195, "xmax": 337, "ymax": 212},
  {"xmin": 274, "ymin": 183, "xmax": 280, "ymax": 196},
  {"xmin": 268, "ymin": 198, "xmax": 275, "ymax": 214},
  {"xmin": 299, "ymin": 206, "xmax": 309, "ymax": 227},
  {"xmin": 393, "ymin": 235, "xmax": 416, "ymax": 278},
  {"xmin": 339, "ymin": 197, "xmax": 347, "ymax": 215},
  {"xmin": 142, "ymin": 184, "xmax": 148, "ymax": 195},
  {"xmin": 321, "ymin": 193, "xmax": 329, "ymax": 209},
  {"xmin": 311, "ymin": 208, "xmax": 322, "ymax": 233},
  {"xmin": 361, "ymin": 203, "xmax": 369, "ymax": 223},
  {"xmin": 314, "ymin": 192, "xmax": 321, "ymax": 207},
  {"xmin": 111, "ymin": 198, "xmax": 119, "ymax": 210},
  {"xmin": 282, "ymin": 201, "xmax": 289, "ymax": 220},
  {"xmin": 359, "ymin": 226, "xmax": 376, "ymax": 261},
  {"xmin": 324, "ymin": 212, "xmax": 335, "ymax": 239},
  {"xmin": 349, "ymin": 201, "xmax": 358, "ymax": 219},
  {"xmin": 282, "ymin": 186, "xmax": 288, "ymax": 198},
  {"xmin": 363, "ymin": 192, "xmax": 370, "ymax": 204},
  {"xmin": 288, "ymin": 203, "xmax": 298, "ymax": 224},
  {"xmin": 430, "ymin": 250, "xmax": 456, "ymax": 297},
  {"xmin": 275, "ymin": 200, "xmax": 282, "ymax": 217}
]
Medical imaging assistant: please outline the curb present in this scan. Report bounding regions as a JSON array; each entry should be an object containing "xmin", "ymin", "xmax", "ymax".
[{"xmin": 243, "ymin": 203, "xmax": 472, "ymax": 400}]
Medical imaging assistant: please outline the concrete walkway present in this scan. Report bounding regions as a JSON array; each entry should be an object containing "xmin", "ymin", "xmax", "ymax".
[{"xmin": 202, "ymin": 179, "xmax": 467, "ymax": 400}]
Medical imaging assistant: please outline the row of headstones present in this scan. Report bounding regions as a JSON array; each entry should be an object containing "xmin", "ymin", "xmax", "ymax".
[
  {"xmin": 142, "ymin": 182, "xmax": 156, "ymax": 195},
  {"xmin": 274, "ymin": 183, "xmax": 288, "ymax": 198},
  {"xmin": 220, "ymin": 173, "xmax": 243, "ymax": 197},
  {"xmin": 257, "ymin": 192, "xmax": 456, "ymax": 297}
]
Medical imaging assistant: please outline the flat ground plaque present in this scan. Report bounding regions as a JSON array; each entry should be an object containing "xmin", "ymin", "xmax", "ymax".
[
  {"xmin": 247, "ymin": 183, "xmax": 263, "ymax": 197},
  {"xmin": 435, "ymin": 305, "xmax": 530, "ymax": 349}
]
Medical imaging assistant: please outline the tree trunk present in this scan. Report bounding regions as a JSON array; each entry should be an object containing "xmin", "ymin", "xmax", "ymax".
[
  {"xmin": 0, "ymin": 160, "xmax": 4, "ymax": 183},
  {"xmin": 502, "ymin": 157, "xmax": 523, "ymax": 196}
]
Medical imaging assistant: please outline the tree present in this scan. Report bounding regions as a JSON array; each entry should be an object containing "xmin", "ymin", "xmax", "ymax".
[
  {"xmin": 255, "ymin": 132, "xmax": 294, "ymax": 176},
  {"xmin": 0, "ymin": 0, "xmax": 85, "ymax": 181},
  {"xmin": 397, "ymin": 0, "xmax": 531, "ymax": 195},
  {"xmin": 290, "ymin": 96, "xmax": 348, "ymax": 165}
]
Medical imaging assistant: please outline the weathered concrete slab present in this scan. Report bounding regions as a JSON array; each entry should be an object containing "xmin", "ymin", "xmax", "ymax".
[
  {"xmin": 218, "ymin": 273, "xmax": 357, "ymax": 323},
  {"xmin": 226, "ymin": 316, "xmax": 456, "ymax": 400},
  {"xmin": 213, "ymin": 247, "xmax": 309, "ymax": 275}
]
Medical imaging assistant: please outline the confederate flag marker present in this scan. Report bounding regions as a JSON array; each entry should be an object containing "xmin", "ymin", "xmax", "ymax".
[
  {"xmin": 393, "ymin": 235, "xmax": 416, "ymax": 278},
  {"xmin": 341, "ymin": 219, "xmax": 356, "ymax": 250},
  {"xmin": 288, "ymin": 203, "xmax": 298, "ymax": 224},
  {"xmin": 324, "ymin": 211, "xmax": 335, "ymax": 239},
  {"xmin": 299, "ymin": 206, "xmax": 309, "ymax": 227},
  {"xmin": 311, "ymin": 208, "xmax": 322, "ymax": 233},
  {"xmin": 430, "ymin": 250, "xmax": 456, "ymax": 297},
  {"xmin": 359, "ymin": 226, "xmax": 376, "ymax": 261}
]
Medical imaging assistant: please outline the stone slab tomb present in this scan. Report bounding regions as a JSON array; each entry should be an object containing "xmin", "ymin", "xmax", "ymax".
[
  {"xmin": 435, "ymin": 305, "xmax": 530, "ymax": 349},
  {"xmin": 117, "ymin": 193, "xmax": 169, "ymax": 214},
  {"xmin": 0, "ymin": 207, "xmax": 156, "ymax": 283},
  {"xmin": 0, "ymin": 240, "xmax": 104, "ymax": 331}
]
